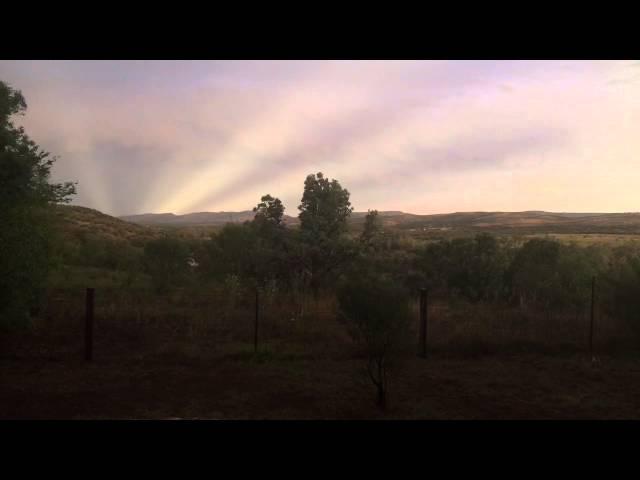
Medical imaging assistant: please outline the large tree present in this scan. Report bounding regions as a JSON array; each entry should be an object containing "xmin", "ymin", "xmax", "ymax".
[
  {"xmin": 0, "ymin": 80, "xmax": 76, "ymax": 327},
  {"xmin": 298, "ymin": 172, "xmax": 353, "ymax": 241},
  {"xmin": 297, "ymin": 172, "xmax": 355, "ymax": 290}
]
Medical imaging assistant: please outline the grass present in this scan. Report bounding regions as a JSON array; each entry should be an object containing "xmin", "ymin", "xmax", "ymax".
[
  {"xmin": 2, "ymin": 284, "xmax": 640, "ymax": 419},
  {"xmin": 523, "ymin": 233, "xmax": 640, "ymax": 247}
]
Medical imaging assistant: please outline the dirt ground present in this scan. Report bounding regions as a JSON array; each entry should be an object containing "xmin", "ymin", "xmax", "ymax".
[{"xmin": 2, "ymin": 328, "xmax": 640, "ymax": 419}]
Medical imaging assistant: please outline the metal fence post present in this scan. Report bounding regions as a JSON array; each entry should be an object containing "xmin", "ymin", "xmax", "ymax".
[
  {"xmin": 85, "ymin": 287, "xmax": 94, "ymax": 362},
  {"xmin": 254, "ymin": 287, "xmax": 259, "ymax": 354},
  {"xmin": 419, "ymin": 288, "xmax": 428, "ymax": 358}
]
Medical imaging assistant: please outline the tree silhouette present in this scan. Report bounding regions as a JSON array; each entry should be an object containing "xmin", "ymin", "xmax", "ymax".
[{"xmin": 0, "ymin": 80, "xmax": 76, "ymax": 327}]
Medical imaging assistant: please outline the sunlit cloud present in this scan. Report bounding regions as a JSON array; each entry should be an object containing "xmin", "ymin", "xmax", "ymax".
[{"xmin": 1, "ymin": 60, "xmax": 638, "ymax": 215}]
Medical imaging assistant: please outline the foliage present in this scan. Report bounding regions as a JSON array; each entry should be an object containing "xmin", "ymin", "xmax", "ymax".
[
  {"xmin": 360, "ymin": 209, "xmax": 383, "ymax": 248},
  {"xmin": 201, "ymin": 207, "xmax": 290, "ymax": 290},
  {"xmin": 413, "ymin": 234, "xmax": 512, "ymax": 301},
  {"xmin": 601, "ymin": 244, "xmax": 640, "ymax": 339},
  {"xmin": 337, "ymin": 271, "xmax": 411, "ymax": 409},
  {"xmin": 0, "ymin": 80, "xmax": 76, "ymax": 327},
  {"xmin": 506, "ymin": 238, "xmax": 602, "ymax": 312},
  {"xmin": 297, "ymin": 172, "xmax": 355, "ymax": 290},
  {"xmin": 298, "ymin": 172, "xmax": 353, "ymax": 242},
  {"xmin": 143, "ymin": 236, "xmax": 192, "ymax": 293},
  {"xmin": 253, "ymin": 194, "xmax": 284, "ymax": 226}
]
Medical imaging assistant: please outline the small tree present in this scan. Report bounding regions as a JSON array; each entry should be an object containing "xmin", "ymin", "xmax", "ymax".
[
  {"xmin": 360, "ymin": 209, "xmax": 382, "ymax": 248},
  {"xmin": 337, "ymin": 273, "xmax": 411, "ymax": 410},
  {"xmin": 253, "ymin": 194, "xmax": 284, "ymax": 226}
]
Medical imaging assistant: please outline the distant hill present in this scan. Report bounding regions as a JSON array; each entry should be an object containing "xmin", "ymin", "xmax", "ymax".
[
  {"xmin": 120, "ymin": 211, "xmax": 300, "ymax": 226},
  {"xmin": 397, "ymin": 211, "xmax": 640, "ymax": 234},
  {"xmin": 119, "ymin": 209, "xmax": 640, "ymax": 234},
  {"xmin": 56, "ymin": 205, "xmax": 158, "ymax": 243},
  {"xmin": 120, "ymin": 210, "xmax": 419, "ymax": 227}
]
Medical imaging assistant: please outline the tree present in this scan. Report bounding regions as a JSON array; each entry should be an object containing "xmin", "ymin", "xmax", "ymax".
[
  {"xmin": 252, "ymin": 194, "xmax": 287, "ymax": 254},
  {"xmin": 337, "ymin": 273, "xmax": 411, "ymax": 410},
  {"xmin": 297, "ymin": 172, "xmax": 355, "ymax": 290},
  {"xmin": 506, "ymin": 238, "xmax": 561, "ymax": 309},
  {"xmin": 0, "ymin": 80, "xmax": 76, "ymax": 327},
  {"xmin": 414, "ymin": 234, "xmax": 511, "ymax": 302},
  {"xmin": 253, "ymin": 194, "xmax": 284, "ymax": 226},
  {"xmin": 298, "ymin": 172, "xmax": 353, "ymax": 241},
  {"xmin": 505, "ymin": 238, "xmax": 600, "ymax": 314},
  {"xmin": 600, "ymin": 244, "xmax": 640, "ymax": 342},
  {"xmin": 202, "ymin": 194, "xmax": 291, "ymax": 290},
  {"xmin": 202, "ymin": 220, "xmax": 282, "ymax": 290},
  {"xmin": 450, "ymin": 234, "xmax": 510, "ymax": 302},
  {"xmin": 360, "ymin": 209, "xmax": 382, "ymax": 247}
]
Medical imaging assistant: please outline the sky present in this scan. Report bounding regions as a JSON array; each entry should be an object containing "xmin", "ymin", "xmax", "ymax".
[{"xmin": 1, "ymin": 60, "xmax": 639, "ymax": 216}]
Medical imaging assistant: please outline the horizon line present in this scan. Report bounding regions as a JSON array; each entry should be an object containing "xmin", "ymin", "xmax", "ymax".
[{"xmin": 63, "ymin": 204, "xmax": 640, "ymax": 218}]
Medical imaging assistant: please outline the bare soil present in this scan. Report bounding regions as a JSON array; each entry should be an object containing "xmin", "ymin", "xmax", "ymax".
[{"xmin": 2, "ymin": 327, "xmax": 640, "ymax": 419}]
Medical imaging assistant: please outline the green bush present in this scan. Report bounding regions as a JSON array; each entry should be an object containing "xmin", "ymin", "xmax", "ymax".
[{"xmin": 337, "ymin": 272, "xmax": 411, "ymax": 410}]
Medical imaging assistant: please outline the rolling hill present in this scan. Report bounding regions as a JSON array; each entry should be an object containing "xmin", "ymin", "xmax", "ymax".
[
  {"xmin": 55, "ymin": 205, "xmax": 158, "ymax": 243},
  {"xmin": 120, "ymin": 211, "xmax": 260, "ymax": 226},
  {"xmin": 54, "ymin": 205, "xmax": 640, "ymax": 239},
  {"xmin": 119, "ymin": 209, "xmax": 640, "ymax": 234}
]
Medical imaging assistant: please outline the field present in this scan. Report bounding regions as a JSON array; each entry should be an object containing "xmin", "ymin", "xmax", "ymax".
[
  {"xmin": 522, "ymin": 233, "xmax": 640, "ymax": 247},
  {"xmin": 2, "ymin": 286, "xmax": 640, "ymax": 419},
  {"xmin": 3, "ymin": 206, "xmax": 640, "ymax": 419},
  {"xmin": 6, "ymin": 64, "xmax": 640, "ymax": 423}
]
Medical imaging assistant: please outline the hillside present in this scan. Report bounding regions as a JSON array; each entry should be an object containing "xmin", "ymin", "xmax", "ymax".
[
  {"xmin": 54, "ymin": 205, "xmax": 159, "ymax": 244},
  {"xmin": 120, "ymin": 211, "xmax": 300, "ymax": 227},
  {"xmin": 118, "ymin": 209, "xmax": 640, "ymax": 234},
  {"xmin": 56, "ymin": 205, "xmax": 640, "ymax": 238},
  {"xmin": 398, "ymin": 211, "xmax": 640, "ymax": 234}
]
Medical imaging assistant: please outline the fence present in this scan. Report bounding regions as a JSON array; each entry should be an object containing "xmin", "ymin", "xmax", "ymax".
[
  {"xmin": 36, "ymin": 277, "xmax": 637, "ymax": 363},
  {"xmin": 41, "ymin": 284, "xmax": 345, "ymax": 362}
]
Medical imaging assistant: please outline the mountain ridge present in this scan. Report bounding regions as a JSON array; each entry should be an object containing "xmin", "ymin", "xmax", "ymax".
[{"xmin": 117, "ymin": 209, "xmax": 640, "ymax": 233}]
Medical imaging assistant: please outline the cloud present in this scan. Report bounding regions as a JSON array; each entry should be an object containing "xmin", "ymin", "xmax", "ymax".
[{"xmin": 1, "ymin": 60, "xmax": 638, "ymax": 215}]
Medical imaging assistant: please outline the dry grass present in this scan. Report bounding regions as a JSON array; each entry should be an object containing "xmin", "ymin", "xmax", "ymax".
[
  {"xmin": 523, "ymin": 233, "xmax": 640, "ymax": 247},
  {"xmin": 408, "ymin": 298, "xmax": 636, "ymax": 356},
  {"xmin": 2, "ymin": 287, "xmax": 640, "ymax": 419}
]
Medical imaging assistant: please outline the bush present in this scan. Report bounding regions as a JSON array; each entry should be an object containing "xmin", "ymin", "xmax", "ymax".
[
  {"xmin": 143, "ymin": 236, "xmax": 192, "ymax": 293},
  {"xmin": 337, "ymin": 272, "xmax": 411, "ymax": 410},
  {"xmin": 601, "ymin": 244, "xmax": 640, "ymax": 343}
]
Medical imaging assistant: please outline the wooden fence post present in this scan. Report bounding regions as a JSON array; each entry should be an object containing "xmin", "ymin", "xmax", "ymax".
[
  {"xmin": 254, "ymin": 287, "xmax": 259, "ymax": 354},
  {"xmin": 419, "ymin": 288, "xmax": 428, "ymax": 358},
  {"xmin": 85, "ymin": 287, "xmax": 94, "ymax": 362},
  {"xmin": 589, "ymin": 276, "xmax": 595, "ymax": 362}
]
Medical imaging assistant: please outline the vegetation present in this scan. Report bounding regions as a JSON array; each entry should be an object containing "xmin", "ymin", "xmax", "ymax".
[
  {"xmin": 143, "ymin": 237, "xmax": 193, "ymax": 293},
  {"xmin": 4, "ymin": 78, "xmax": 640, "ymax": 417},
  {"xmin": 337, "ymin": 272, "xmax": 411, "ymax": 410},
  {"xmin": 0, "ymin": 81, "xmax": 75, "ymax": 328}
]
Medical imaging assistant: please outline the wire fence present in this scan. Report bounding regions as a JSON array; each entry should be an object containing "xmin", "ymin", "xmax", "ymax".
[{"xmin": 35, "ymin": 281, "xmax": 638, "ymax": 363}]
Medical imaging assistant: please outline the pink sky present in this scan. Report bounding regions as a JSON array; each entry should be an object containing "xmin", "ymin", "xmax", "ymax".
[{"xmin": 1, "ymin": 60, "xmax": 639, "ymax": 215}]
